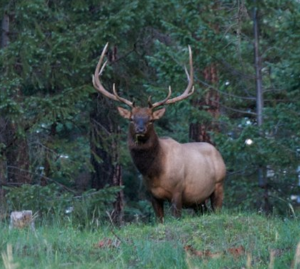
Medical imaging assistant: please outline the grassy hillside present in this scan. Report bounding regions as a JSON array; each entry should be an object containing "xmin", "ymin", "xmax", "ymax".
[{"xmin": 0, "ymin": 212, "xmax": 299, "ymax": 269}]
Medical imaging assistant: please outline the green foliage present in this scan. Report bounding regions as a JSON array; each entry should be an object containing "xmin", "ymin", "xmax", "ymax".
[
  {"xmin": 3, "ymin": 183, "xmax": 122, "ymax": 226},
  {"xmin": 4, "ymin": 184, "xmax": 72, "ymax": 216},
  {"xmin": 70, "ymin": 186, "xmax": 123, "ymax": 227}
]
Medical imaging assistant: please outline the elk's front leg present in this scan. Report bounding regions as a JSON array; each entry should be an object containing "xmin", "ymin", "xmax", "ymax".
[
  {"xmin": 171, "ymin": 192, "xmax": 182, "ymax": 218},
  {"xmin": 151, "ymin": 196, "xmax": 164, "ymax": 223}
]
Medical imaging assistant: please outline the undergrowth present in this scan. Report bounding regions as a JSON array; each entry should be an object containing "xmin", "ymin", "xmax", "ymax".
[{"xmin": 0, "ymin": 211, "xmax": 299, "ymax": 269}]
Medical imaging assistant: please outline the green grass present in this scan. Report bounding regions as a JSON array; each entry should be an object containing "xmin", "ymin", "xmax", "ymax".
[{"xmin": 0, "ymin": 212, "xmax": 299, "ymax": 269}]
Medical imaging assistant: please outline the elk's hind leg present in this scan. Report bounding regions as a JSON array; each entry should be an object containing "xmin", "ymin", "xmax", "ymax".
[
  {"xmin": 210, "ymin": 182, "xmax": 224, "ymax": 212},
  {"xmin": 151, "ymin": 196, "xmax": 164, "ymax": 223},
  {"xmin": 171, "ymin": 192, "xmax": 182, "ymax": 218}
]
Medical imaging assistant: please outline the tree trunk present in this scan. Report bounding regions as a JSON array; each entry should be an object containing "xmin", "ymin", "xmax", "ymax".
[
  {"xmin": 190, "ymin": 2, "xmax": 220, "ymax": 144},
  {"xmin": 89, "ymin": 96, "xmax": 124, "ymax": 224},
  {"xmin": 253, "ymin": 1, "xmax": 270, "ymax": 213},
  {"xmin": 0, "ymin": 13, "xmax": 10, "ymax": 214},
  {"xmin": 0, "ymin": 12, "xmax": 32, "ymax": 216},
  {"xmin": 1, "ymin": 12, "xmax": 9, "ymax": 48},
  {"xmin": 189, "ymin": 64, "xmax": 220, "ymax": 144},
  {"xmin": 111, "ymin": 163, "xmax": 124, "ymax": 224}
]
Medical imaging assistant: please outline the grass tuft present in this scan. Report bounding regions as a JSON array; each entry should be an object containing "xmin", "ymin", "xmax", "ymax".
[{"xmin": 2, "ymin": 244, "xmax": 19, "ymax": 269}]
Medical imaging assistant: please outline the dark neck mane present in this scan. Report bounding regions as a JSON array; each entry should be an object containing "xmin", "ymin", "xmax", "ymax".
[{"xmin": 128, "ymin": 126, "xmax": 163, "ymax": 177}]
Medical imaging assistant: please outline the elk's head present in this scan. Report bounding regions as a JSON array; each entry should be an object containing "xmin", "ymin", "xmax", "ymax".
[
  {"xmin": 116, "ymin": 105, "xmax": 166, "ymax": 142},
  {"xmin": 92, "ymin": 43, "xmax": 194, "ymax": 142}
]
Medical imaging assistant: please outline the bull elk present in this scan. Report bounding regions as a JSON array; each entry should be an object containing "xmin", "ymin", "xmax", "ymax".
[{"xmin": 92, "ymin": 43, "xmax": 226, "ymax": 222}]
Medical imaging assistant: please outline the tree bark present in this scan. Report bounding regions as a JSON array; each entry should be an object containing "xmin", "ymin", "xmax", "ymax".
[{"xmin": 189, "ymin": 64, "xmax": 220, "ymax": 144}]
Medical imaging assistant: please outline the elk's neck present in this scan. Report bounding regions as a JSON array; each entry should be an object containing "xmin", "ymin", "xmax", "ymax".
[{"xmin": 128, "ymin": 126, "xmax": 163, "ymax": 177}]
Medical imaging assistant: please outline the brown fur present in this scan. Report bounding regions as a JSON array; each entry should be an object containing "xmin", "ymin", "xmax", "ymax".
[{"xmin": 128, "ymin": 124, "xmax": 163, "ymax": 177}]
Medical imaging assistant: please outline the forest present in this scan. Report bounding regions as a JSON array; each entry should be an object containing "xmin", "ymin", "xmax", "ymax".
[{"xmin": 0, "ymin": 0, "xmax": 300, "ymax": 224}]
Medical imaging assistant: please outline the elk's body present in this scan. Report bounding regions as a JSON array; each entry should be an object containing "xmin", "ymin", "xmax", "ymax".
[
  {"xmin": 93, "ymin": 43, "xmax": 226, "ymax": 222},
  {"xmin": 130, "ymin": 138, "xmax": 225, "ymax": 205}
]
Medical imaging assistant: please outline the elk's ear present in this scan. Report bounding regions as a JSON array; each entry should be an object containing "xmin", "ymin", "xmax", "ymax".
[
  {"xmin": 117, "ymin": 107, "xmax": 131, "ymax": 119},
  {"xmin": 152, "ymin": 108, "xmax": 166, "ymax": 120}
]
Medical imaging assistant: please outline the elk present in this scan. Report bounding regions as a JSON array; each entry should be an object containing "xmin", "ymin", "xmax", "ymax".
[{"xmin": 92, "ymin": 43, "xmax": 226, "ymax": 222}]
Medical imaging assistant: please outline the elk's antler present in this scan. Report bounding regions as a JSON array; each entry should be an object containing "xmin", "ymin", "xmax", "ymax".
[
  {"xmin": 92, "ymin": 43, "xmax": 134, "ymax": 107},
  {"xmin": 93, "ymin": 44, "xmax": 194, "ymax": 109},
  {"xmin": 150, "ymin": 46, "xmax": 194, "ymax": 109}
]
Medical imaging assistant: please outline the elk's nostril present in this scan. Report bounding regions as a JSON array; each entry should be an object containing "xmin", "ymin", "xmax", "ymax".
[{"xmin": 136, "ymin": 127, "xmax": 145, "ymax": 133}]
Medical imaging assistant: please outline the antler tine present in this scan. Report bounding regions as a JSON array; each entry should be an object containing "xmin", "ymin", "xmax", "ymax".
[
  {"xmin": 92, "ymin": 43, "xmax": 133, "ymax": 107},
  {"xmin": 150, "ymin": 86, "xmax": 172, "ymax": 109},
  {"xmin": 113, "ymin": 84, "xmax": 134, "ymax": 107},
  {"xmin": 99, "ymin": 59, "xmax": 108, "ymax": 76},
  {"xmin": 163, "ymin": 45, "xmax": 194, "ymax": 105},
  {"xmin": 184, "ymin": 66, "xmax": 190, "ymax": 81}
]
